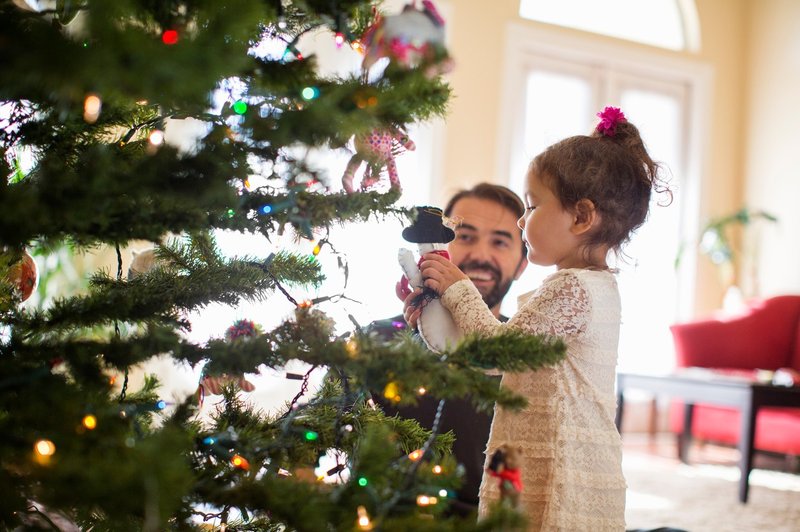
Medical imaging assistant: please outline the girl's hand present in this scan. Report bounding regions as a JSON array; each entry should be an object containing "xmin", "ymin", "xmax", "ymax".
[
  {"xmin": 419, "ymin": 252, "xmax": 469, "ymax": 295},
  {"xmin": 403, "ymin": 288, "xmax": 424, "ymax": 329}
]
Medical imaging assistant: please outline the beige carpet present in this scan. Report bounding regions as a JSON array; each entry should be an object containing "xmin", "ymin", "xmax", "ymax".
[{"xmin": 623, "ymin": 437, "xmax": 800, "ymax": 531}]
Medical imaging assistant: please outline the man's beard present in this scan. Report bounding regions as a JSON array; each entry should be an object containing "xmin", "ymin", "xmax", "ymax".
[{"xmin": 457, "ymin": 260, "xmax": 513, "ymax": 310}]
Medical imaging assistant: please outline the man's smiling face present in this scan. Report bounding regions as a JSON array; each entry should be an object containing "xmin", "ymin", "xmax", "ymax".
[{"xmin": 446, "ymin": 196, "xmax": 527, "ymax": 314}]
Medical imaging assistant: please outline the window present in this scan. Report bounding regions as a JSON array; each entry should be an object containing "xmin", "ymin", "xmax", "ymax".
[
  {"xmin": 497, "ymin": 23, "xmax": 711, "ymax": 373},
  {"xmin": 519, "ymin": 0, "xmax": 700, "ymax": 52}
]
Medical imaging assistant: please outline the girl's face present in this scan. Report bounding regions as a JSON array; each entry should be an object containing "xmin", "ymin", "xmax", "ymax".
[{"xmin": 518, "ymin": 170, "xmax": 584, "ymax": 269}]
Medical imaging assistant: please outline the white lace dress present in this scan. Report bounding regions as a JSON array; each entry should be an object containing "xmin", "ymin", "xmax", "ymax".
[{"xmin": 440, "ymin": 269, "xmax": 626, "ymax": 531}]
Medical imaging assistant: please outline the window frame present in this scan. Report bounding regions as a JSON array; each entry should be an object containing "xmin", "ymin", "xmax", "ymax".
[{"xmin": 494, "ymin": 21, "xmax": 712, "ymax": 320}]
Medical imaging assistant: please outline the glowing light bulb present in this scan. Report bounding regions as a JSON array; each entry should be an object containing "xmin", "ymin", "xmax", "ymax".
[
  {"xmin": 231, "ymin": 454, "xmax": 250, "ymax": 470},
  {"xmin": 304, "ymin": 431, "xmax": 318, "ymax": 441},
  {"xmin": 82, "ymin": 415, "xmax": 97, "ymax": 430},
  {"xmin": 416, "ymin": 495, "xmax": 430, "ymax": 506},
  {"xmin": 334, "ymin": 32, "xmax": 345, "ymax": 48},
  {"xmin": 356, "ymin": 506, "xmax": 372, "ymax": 530},
  {"xmin": 408, "ymin": 449, "xmax": 423, "ymax": 461},
  {"xmin": 83, "ymin": 94, "xmax": 101, "ymax": 123},
  {"xmin": 148, "ymin": 130, "xmax": 164, "ymax": 146},
  {"xmin": 162, "ymin": 29, "xmax": 179, "ymax": 45},
  {"xmin": 432, "ymin": 465, "xmax": 442, "ymax": 474},
  {"xmin": 417, "ymin": 387, "xmax": 427, "ymax": 395},
  {"xmin": 34, "ymin": 439, "xmax": 56, "ymax": 464},
  {"xmin": 233, "ymin": 100, "xmax": 247, "ymax": 115},
  {"xmin": 35, "ymin": 439, "xmax": 56, "ymax": 456},
  {"xmin": 301, "ymin": 86, "xmax": 320, "ymax": 100},
  {"xmin": 346, "ymin": 337, "xmax": 358, "ymax": 356},
  {"xmin": 357, "ymin": 477, "xmax": 368, "ymax": 487},
  {"xmin": 383, "ymin": 381, "xmax": 400, "ymax": 402},
  {"xmin": 439, "ymin": 489, "xmax": 448, "ymax": 497}
]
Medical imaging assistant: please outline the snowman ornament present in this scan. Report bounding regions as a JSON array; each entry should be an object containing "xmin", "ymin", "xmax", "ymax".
[{"xmin": 397, "ymin": 206, "xmax": 462, "ymax": 353}]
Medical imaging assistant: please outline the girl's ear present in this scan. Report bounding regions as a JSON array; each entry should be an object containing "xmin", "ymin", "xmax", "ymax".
[{"xmin": 571, "ymin": 199, "xmax": 599, "ymax": 235}]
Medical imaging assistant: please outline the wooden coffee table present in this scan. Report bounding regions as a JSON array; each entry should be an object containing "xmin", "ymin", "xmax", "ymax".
[{"xmin": 615, "ymin": 370, "xmax": 800, "ymax": 503}]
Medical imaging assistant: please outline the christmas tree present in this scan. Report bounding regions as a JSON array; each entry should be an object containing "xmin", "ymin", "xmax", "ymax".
[{"xmin": 0, "ymin": 1, "xmax": 566, "ymax": 529}]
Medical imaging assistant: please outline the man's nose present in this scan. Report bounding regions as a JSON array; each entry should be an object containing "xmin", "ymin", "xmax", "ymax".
[
  {"xmin": 466, "ymin": 239, "xmax": 494, "ymax": 263},
  {"xmin": 517, "ymin": 216, "xmax": 525, "ymax": 230}
]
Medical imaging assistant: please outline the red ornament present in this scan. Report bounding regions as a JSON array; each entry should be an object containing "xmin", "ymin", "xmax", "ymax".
[{"xmin": 6, "ymin": 250, "xmax": 38, "ymax": 302}]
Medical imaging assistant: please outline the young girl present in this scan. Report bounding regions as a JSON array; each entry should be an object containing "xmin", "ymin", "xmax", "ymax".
[{"xmin": 406, "ymin": 107, "xmax": 666, "ymax": 530}]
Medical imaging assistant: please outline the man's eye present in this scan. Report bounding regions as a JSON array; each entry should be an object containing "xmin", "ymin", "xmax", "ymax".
[
  {"xmin": 456, "ymin": 233, "xmax": 474, "ymax": 242},
  {"xmin": 526, "ymin": 205, "xmax": 536, "ymax": 211},
  {"xmin": 493, "ymin": 240, "xmax": 510, "ymax": 249}
]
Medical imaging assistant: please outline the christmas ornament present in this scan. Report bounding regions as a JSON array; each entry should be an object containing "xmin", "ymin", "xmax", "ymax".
[
  {"xmin": 197, "ymin": 320, "xmax": 260, "ymax": 403},
  {"xmin": 127, "ymin": 247, "xmax": 159, "ymax": 279},
  {"xmin": 341, "ymin": 127, "xmax": 415, "ymax": 193},
  {"xmin": 361, "ymin": 0, "xmax": 450, "ymax": 73},
  {"xmin": 397, "ymin": 207, "xmax": 461, "ymax": 353},
  {"xmin": 3, "ymin": 249, "xmax": 38, "ymax": 302},
  {"xmin": 487, "ymin": 444, "xmax": 523, "ymax": 508}
]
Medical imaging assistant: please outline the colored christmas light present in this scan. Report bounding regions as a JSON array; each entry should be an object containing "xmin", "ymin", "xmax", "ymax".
[
  {"xmin": 383, "ymin": 381, "xmax": 400, "ymax": 402},
  {"xmin": 231, "ymin": 454, "xmax": 249, "ymax": 470},
  {"xmin": 162, "ymin": 30, "xmax": 179, "ymax": 45},
  {"xmin": 35, "ymin": 439, "xmax": 56, "ymax": 456},
  {"xmin": 357, "ymin": 477, "xmax": 368, "ymax": 487},
  {"xmin": 416, "ymin": 495, "xmax": 437, "ymax": 506},
  {"xmin": 301, "ymin": 87, "xmax": 320, "ymax": 100},
  {"xmin": 408, "ymin": 449, "xmax": 422, "ymax": 462},
  {"xmin": 438, "ymin": 489, "xmax": 448, "ymax": 497},
  {"xmin": 345, "ymin": 337, "xmax": 359, "ymax": 356},
  {"xmin": 34, "ymin": 439, "xmax": 56, "ymax": 465},
  {"xmin": 356, "ymin": 506, "xmax": 372, "ymax": 530},
  {"xmin": 351, "ymin": 40, "xmax": 364, "ymax": 54},
  {"xmin": 232, "ymin": 100, "xmax": 247, "ymax": 115},
  {"xmin": 432, "ymin": 465, "xmax": 442, "ymax": 474},
  {"xmin": 334, "ymin": 32, "xmax": 345, "ymax": 48},
  {"xmin": 155, "ymin": 400, "xmax": 166, "ymax": 410},
  {"xmin": 83, "ymin": 94, "xmax": 101, "ymax": 123},
  {"xmin": 258, "ymin": 205, "xmax": 273, "ymax": 215},
  {"xmin": 82, "ymin": 414, "xmax": 97, "ymax": 430},
  {"xmin": 417, "ymin": 387, "xmax": 427, "ymax": 395},
  {"xmin": 304, "ymin": 430, "xmax": 318, "ymax": 441},
  {"xmin": 149, "ymin": 130, "xmax": 164, "ymax": 146}
]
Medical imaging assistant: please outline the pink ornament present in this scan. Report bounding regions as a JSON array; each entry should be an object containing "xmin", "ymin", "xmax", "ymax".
[
  {"xmin": 341, "ymin": 127, "xmax": 416, "ymax": 193},
  {"xmin": 361, "ymin": 1, "xmax": 448, "ymax": 71}
]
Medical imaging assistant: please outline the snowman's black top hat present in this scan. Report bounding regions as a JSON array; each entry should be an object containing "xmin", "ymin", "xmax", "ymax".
[{"xmin": 401, "ymin": 206, "xmax": 456, "ymax": 244}]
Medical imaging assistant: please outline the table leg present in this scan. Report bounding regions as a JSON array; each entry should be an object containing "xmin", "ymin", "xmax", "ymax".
[
  {"xmin": 738, "ymin": 401, "xmax": 757, "ymax": 503},
  {"xmin": 679, "ymin": 402, "xmax": 694, "ymax": 463}
]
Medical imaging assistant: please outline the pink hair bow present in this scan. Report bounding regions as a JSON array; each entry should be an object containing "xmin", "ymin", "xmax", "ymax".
[{"xmin": 596, "ymin": 106, "xmax": 626, "ymax": 137}]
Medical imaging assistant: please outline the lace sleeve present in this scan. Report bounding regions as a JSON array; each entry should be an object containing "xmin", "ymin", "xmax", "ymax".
[
  {"xmin": 441, "ymin": 271, "xmax": 590, "ymax": 338},
  {"xmin": 441, "ymin": 279, "xmax": 504, "ymax": 335}
]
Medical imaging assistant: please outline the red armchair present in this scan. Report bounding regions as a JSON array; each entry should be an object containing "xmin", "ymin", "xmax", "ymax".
[{"xmin": 669, "ymin": 295, "xmax": 800, "ymax": 456}]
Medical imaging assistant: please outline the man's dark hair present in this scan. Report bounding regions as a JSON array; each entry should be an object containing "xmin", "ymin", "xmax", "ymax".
[{"xmin": 444, "ymin": 183, "xmax": 526, "ymax": 256}]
